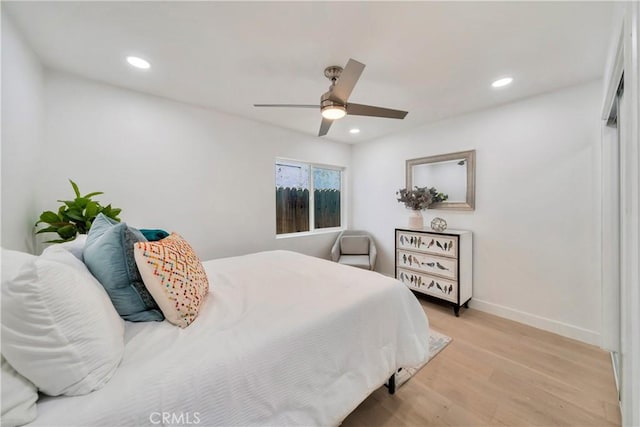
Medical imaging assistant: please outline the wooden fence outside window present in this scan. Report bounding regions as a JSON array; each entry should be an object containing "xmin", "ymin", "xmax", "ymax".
[{"xmin": 276, "ymin": 187, "xmax": 340, "ymax": 234}]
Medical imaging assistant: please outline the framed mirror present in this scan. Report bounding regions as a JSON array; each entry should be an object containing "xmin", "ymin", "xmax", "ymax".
[{"xmin": 406, "ymin": 149, "xmax": 476, "ymax": 211}]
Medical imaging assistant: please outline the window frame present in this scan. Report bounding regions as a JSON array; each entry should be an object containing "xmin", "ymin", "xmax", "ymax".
[{"xmin": 275, "ymin": 158, "xmax": 345, "ymax": 238}]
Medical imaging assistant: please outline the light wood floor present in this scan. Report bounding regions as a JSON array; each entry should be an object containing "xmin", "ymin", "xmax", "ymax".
[{"xmin": 342, "ymin": 298, "xmax": 621, "ymax": 427}]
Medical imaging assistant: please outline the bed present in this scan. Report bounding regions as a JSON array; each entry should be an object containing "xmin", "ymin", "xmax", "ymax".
[{"xmin": 5, "ymin": 249, "xmax": 429, "ymax": 426}]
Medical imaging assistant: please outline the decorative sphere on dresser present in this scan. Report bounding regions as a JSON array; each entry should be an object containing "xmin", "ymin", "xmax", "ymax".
[{"xmin": 430, "ymin": 217, "xmax": 447, "ymax": 232}]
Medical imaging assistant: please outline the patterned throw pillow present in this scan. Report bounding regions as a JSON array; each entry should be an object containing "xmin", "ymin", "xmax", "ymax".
[{"xmin": 134, "ymin": 233, "xmax": 209, "ymax": 328}]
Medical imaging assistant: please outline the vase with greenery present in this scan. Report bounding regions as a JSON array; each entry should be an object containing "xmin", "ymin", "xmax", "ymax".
[
  {"xmin": 396, "ymin": 186, "xmax": 448, "ymax": 229},
  {"xmin": 35, "ymin": 180, "xmax": 122, "ymax": 243}
]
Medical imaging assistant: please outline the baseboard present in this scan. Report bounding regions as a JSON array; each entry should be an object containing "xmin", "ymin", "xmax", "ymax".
[{"xmin": 470, "ymin": 298, "xmax": 601, "ymax": 346}]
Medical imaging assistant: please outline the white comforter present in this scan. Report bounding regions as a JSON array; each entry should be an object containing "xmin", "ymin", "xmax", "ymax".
[{"xmin": 32, "ymin": 250, "xmax": 429, "ymax": 427}]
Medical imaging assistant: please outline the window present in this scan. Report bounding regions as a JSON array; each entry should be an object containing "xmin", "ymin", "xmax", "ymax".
[{"xmin": 275, "ymin": 160, "xmax": 343, "ymax": 235}]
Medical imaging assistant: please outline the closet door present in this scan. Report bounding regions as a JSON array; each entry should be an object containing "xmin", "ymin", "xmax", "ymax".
[{"xmin": 602, "ymin": 80, "xmax": 622, "ymax": 393}]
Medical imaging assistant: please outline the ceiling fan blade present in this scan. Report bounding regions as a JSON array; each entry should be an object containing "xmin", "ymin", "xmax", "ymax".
[
  {"xmin": 253, "ymin": 104, "xmax": 318, "ymax": 108},
  {"xmin": 347, "ymin": 103, "xmax": 408, "ymax": 119},
  {"xmin": 331, "ymin": 59, "xmax": 365, "ymax": 103},
  {"xmin": 318, "ymin": 117, "xmax": 333, "ymax": 136}
]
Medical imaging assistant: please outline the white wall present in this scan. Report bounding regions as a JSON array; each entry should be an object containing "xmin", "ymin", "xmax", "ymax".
[
  {"xmin": 1, "ymin": 13, "xmax": 45, "ymax": 252},
  {"xmin": 38, "ymin": 71, "xmax": 351, "ymax": 260},
  {"xmin": 352, "ymin": 81, "xmax": 603, "ymax": 345}
]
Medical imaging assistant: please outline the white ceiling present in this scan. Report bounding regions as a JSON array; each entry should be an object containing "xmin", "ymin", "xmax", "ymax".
[{"xmin": 5, "ymin": 1, "xmax": 614, "ymax": 143}]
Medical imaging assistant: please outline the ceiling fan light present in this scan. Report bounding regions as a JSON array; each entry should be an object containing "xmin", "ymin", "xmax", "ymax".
[{"xmin": 321, "ymin": 105, "xmax": 346, "ymax": 120}]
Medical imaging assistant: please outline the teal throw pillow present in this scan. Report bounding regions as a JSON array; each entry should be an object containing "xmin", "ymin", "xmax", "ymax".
[
  {"xmin": 83, "ymin": 214, "xmax": 164, "ymax": 322},
  {"xmin": 139, "ymin": 229, "xmax": 170, "ymax": 242}
]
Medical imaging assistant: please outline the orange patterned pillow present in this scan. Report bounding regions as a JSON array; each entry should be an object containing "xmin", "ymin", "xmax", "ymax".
[{"xmin": 134, "ymin": 233, "xmax": 209, "ymax": 328}]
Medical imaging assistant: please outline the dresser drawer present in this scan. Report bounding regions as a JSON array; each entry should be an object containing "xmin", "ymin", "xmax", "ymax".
[
  {"xmin": 397, "ymin": 268, "xmax": 458, "ymax": 303},
  {"xmin": 396, "ymin": 250, "xmax": 457, "ymax": 280},
  {"xmin": 396, "ymin": 230, "xmax": 457, "ymax": 258}
]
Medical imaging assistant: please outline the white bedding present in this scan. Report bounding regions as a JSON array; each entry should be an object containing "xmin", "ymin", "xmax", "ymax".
[{"xmin": 31, "ymin": 250, "xmax": 429, "ymax": 426}]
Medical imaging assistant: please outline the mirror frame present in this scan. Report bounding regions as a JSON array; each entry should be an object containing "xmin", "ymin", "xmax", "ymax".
[{"xmin": 406, "ymin": 149, "xmax": 476, "ymax": 211}]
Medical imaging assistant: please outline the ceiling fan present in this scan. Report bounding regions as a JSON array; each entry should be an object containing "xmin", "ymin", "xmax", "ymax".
[{"xmin": 254, "ymin": 58, "xmax": 408, "ymax": 136}]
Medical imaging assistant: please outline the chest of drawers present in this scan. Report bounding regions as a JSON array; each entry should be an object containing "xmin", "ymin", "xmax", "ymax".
[{"xmin": 395, "ymin": 228, "xmax": 472, "ymax": 316}]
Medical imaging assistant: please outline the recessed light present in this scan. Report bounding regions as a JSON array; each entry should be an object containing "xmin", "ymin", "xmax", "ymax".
[
  {"xmin": 349, "ymin": 128, "xmax": 360, "ymax": 134},
  {"xmin": 491, "ymin": 77, "xmax": 513, "ymax": 88},
  {"xmin": 126, "ymin": 56, "xmax": 151, "ymax": 69}
]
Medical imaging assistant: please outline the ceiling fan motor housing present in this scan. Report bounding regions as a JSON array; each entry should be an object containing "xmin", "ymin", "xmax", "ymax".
[{"xmin": 321, "ymin": 91, "xmax": 345, "ymax": 108}]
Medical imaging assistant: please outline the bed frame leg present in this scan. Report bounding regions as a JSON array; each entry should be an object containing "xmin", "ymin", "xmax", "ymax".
[{"xmin": 387, "ymin": 373, "xmax": 396, "ymax": 394}]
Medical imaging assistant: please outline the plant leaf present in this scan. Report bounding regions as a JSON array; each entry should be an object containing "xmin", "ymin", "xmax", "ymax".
[
  {"xmin": 109, "ymin": 208, "xmax": 122, "ymax": 218},
  {"xmin": 41, "ymin": 221, "xmax": 73, "ymax": 228},
  {"xmin": 69, "ymin": 179, "xmax": 81, "ymax": 198},
  {"xmin": 38, "ymin": 211, "xmax": 60, "ymax": 224},
  {"xmin": 57, "ymin": 224, "xmax": 77, "ymax": 239},
  {"xmin": 66, "ymin": 210, "xmax": 85, "ymax": 222},
  {"xmin": 85, "ymin": 201, "xmax": 99, "ymax": 218},
  {"xmin": 75, "ymin": 198, "xmax": 89, "ymax": 209},
  {"xmin": 83, "ymin": 191, "xmax": 103, "ymax": 199},
  {"xmin": 36, "ymin": 226, "xmax": 60, "ymax": 234}
]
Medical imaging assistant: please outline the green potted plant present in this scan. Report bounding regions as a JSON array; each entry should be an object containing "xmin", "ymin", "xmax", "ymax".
[{"xmin": 35, "ymin": 180, "xmax": 122, "ymax": 243}]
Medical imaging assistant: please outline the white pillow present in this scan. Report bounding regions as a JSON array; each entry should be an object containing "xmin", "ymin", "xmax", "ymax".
[
  {"xmin": 1, "ymin": 248, "xmax": 36, "ymax": 282},
  {"xmin": 1, "ymin": 355, "xmax": 37, "ymax": 427},
  {"xmin": 1, "ymin": 246, "xmax": 125, "ymax": 396},
  {"xmin": 42, "ymin": 234, "xmax": 88, "ymax": 261}
]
